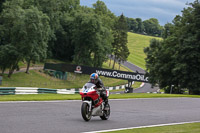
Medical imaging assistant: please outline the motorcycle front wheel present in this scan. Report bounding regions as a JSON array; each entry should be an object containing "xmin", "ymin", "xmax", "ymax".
[
  {"xmin": 81, "ymin": 102, "xmax": 92, "ymax": 121},
  {"xmin": 100, "ymin": 103, "xmax": 110, "ymax": 120}
]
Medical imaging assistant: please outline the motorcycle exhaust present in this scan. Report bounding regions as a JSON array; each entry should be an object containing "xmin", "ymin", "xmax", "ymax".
[{"xmin": 92, "ymin": 105, "xmax": 104, "ymax": 116}]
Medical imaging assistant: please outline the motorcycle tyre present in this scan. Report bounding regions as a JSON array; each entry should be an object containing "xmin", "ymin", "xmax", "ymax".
[
  {"xmin": 81, "ymin": 102, "xmax": 92, "ymax": 121},
  {"xmin": 100, "ymin": 103, "xmax": 110, "ymax": 120}
]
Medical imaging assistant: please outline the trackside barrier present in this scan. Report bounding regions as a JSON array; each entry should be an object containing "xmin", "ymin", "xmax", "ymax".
[
  {"xmin": 0, "ymin": 87, "xmax": 15, "ymax": 95},
  {"xmin": 0, "ymin": 83, "xmax": 132, "ymax": 95},
  {"xmin": 15, "ymin": 87, "xmax": 38, "ymax": 94},
  {"xmin": 57, "ymin": 89, "xmax": 76, "ymax": 94},
  {"xmin": 0, "ymin": 76, "xmax": 2, "ymax": 85},
  {"xmin": 38, "ymin": 88, "xmax": 57, "ymax": 94}
]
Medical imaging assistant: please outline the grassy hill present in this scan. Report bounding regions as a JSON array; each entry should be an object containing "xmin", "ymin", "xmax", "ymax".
[
  {"xmin": 127, "ymin": 32, "xmax": 162, "ymax": 69},
  {"xmin": 2, "ymin": 70, "xmax": 128, "ymax": 89},
  {"xmin": 0, "ymin": 33, "xmax": 160, "ymax": 89},
  {"xmin": 1, "ymin": 61, "xmax": 128, "ymax": 89}
]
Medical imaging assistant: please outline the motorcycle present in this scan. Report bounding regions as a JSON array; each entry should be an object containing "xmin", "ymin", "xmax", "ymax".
[{"xmin": 80, "ymin": 82, "xmax": 110, "ymax": 121}]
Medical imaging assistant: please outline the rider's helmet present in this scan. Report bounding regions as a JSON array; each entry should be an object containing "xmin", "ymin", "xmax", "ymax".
[{"xmin": 90, "ymin": 73, "xmax": 99, "ymax": 84}]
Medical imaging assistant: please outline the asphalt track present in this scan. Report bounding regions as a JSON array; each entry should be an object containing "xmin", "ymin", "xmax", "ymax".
[
  {"xmin": 1, "ymin": 98, "xmax": 200, "ymax": 133},
  {"xmin": 111, "ymin": 61, "xmax": 159, "ymax": 94}
]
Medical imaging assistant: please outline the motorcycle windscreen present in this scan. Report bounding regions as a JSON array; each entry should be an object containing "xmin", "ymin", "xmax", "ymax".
[{"xmin": 80, "ymin": 83, "xmax": 96, "ymax": 93}]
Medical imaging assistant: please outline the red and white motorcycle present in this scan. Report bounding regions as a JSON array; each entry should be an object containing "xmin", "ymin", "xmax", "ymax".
[{"xmin": 80, "ymin": 82, "xmax": 110, "ymax": 121}]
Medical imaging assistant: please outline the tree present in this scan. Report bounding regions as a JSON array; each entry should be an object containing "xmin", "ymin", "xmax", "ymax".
[
  {"xmin": 126, "ymin": 17, "xmax": 138, "ymax": 32},
  {"xmin": 26, "ymin": 0, "xmax": 80, "ymax": 58},
  {"xmin": 0, "ymin": 45, "xmax": 12, "ymax": 74},
  {"xmin": 136, "ymin": 18, "xmax": 144, "ymax": 33},
  {"xmin": 162, "ymin": 23, "xmax": 174, "ymax": 39},
  {"xmin": 72, "ymin": 10, "xmax": 112, "ymax": 67},
  {"xmin": 0, "ymin": 0, "xmax": 5, "ymax": 13},
  {"xmin": 93, "ymin": 0, "xmax": 116, "ymax": 29},
  {"xmin": 172, "ymin": 0, "xmax": 200, "ymax": 94},
  {"xmin": 0, "ymin": 1, "xmax": 26, "ymax": 77},
  {"xmin": 126, "ymin": 17, "xmax": 163, "ymax": 37},
  {"xmin": 144, "ymin": 38, "xmax": 180, "ymax": 93},
  {"xmin": 143, "ymin": 18, "xmax": 162, "ymax": 36},
  {"xmin": 93, "ymin": 0, "xmax": 108, "ymax": 15},
  {"xmin": 0, "ymin": 0, "xmax": 51, "ymax": 76},
  {"xmin": 52, "ymin": 13, "xmax": 75, "ymax": 61},
  {"xmin": 112, "ymin": 14, "xmax": 130, "ymax": 69},
  {"xmin": 22, "ymin": 6, "xmax": 51, "ymax": 73},
  {"xmin": 0, "ymin": 45, "xmax": 21, "ymax": 76},
  {"xmin": 144, "ymin": 0, "xmax": 200, "ymax": 94}
]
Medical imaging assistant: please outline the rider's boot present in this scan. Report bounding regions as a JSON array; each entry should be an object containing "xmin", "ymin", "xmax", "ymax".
[
  {"xmin": 104, "ymin": 99, "xmax": 109, "ymax": 110},
  {"xmin": 101, "ymin": 90, "xmax": 109, "ymax": 110}
]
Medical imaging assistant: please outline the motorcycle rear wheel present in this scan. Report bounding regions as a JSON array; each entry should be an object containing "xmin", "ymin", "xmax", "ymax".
[
  {"xmin": 81, "ymin": 102, "xmax": 92, "ymax": 121},
  {"xmin": 100, "ymin": 103, "xmax": 110, "ymax": 120}
]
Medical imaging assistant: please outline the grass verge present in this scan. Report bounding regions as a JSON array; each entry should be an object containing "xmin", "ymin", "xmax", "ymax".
[
  {"xmin": 0, "ymin": 94, "xmax": 81, "ymax": 101},
  {"xmin": 106, "ymin": 122, "xmax": 200, "ymax": 133},
  {"xmin": 109, "ymin": 93, "xmax": 200, "ymax": 99},
  {"xmin": 0, "ymin": 93, "xmax": 200, "ymax": 101}
]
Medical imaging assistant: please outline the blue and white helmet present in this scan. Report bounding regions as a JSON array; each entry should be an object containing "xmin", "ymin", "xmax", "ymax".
[{"xmin": 90, "ymin": 73, "xmax": 98, "ymax": 84}]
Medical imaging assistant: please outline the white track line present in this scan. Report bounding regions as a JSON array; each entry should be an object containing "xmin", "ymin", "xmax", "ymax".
[{"xmin": 82, "ymin": 121, "xmax": 200, "ymax": 133}]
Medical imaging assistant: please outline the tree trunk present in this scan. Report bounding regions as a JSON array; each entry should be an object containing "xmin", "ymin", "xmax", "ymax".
[
  {"xmin": 1, "ymin": 67, "xmax": 5, "ymax": 75},
  {"xmin": 109, "ymin": 58, "xmax": 111, "ymax": 67},
  {"xmin": 8, "ymin": 67, "xmax": 14, "ymax": 78},
  {"xmin": 8, "ymin": 60, "xmax": 20, "ymax": 78},
  {"xmin": 112, "ymin": 58, "xmax": 116, "ymax": 69},
  {"xmin": 26, "ymin": 59, "xmax": 31, "ymax": 74},
  {"xmin": 109, "ymin": 55, "xmax": 113, "ymax": 67},
  {"xmin": 118, "ymin": 63, "xmax": 120, "ymax": 70}
]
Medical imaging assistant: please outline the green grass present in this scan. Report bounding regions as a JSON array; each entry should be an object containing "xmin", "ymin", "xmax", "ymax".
[
  {"xmin": 1, "ymin": 59, "xmax": 131, "ymax": 89},
  {"xmin": 2, "ymin": 70, "xmax": 83, "ymax": 88},
  {"xmin": 0, "ymin": 94, "xmax": 81, "ymax": 101},
  {"xmin": 132, "ymin": 81, "xmax": 142, "ymax": 88},
  {"xmin": 109, "ymin": 93, "xmax": 200, "ymax": 99},
  {"xmin": 103, "ymin": 59, "xmax": 132, "ymax": 72},
  {"xmin": 0, "ymin": 93, "xmax": 199, "ymax": 101},
  {"xmin": 15, "ymin": 59, "xmax": 67, "ymax": 69},
  {"xmin": 127, "ymin": 32, "xmax": 162, "ymax": 69},
  {"xmin": 107, "ymin": 123, "xmax": 200, "ymax": 133},
  {"xmin": 1, "ymin": 70, "xmax": 128, "ymax": 89}
]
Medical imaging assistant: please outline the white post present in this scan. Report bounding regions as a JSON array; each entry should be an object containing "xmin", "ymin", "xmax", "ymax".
[{"xmin": 170, "ymin": 85, "xmax": 174, "ymax": 94}]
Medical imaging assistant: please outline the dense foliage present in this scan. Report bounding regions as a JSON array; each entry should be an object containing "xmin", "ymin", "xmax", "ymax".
[
  {"xmin": 126, "ymin": 17, "xmax": 163, "ymax": 37},
  {"xmin": 0, "ymin": 0, "xmax": 131, "ymax": 77},
  {"xmin": 112, "ymin": 14, "xmax": 130, "ymax": 69},
  {"xmin": 144, "ymin": 0, "xmax": 200, "ymax": 94}
]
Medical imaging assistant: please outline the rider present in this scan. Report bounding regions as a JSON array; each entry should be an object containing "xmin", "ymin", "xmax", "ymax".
[{"xmin": 89, "ymin": 73, "xmax": 109, "ymax": 109}]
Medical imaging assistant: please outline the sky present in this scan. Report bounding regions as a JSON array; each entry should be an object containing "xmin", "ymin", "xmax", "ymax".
[{"xmin": 80, "ymin": 0, "xmax": 195, "ymax": 25}]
